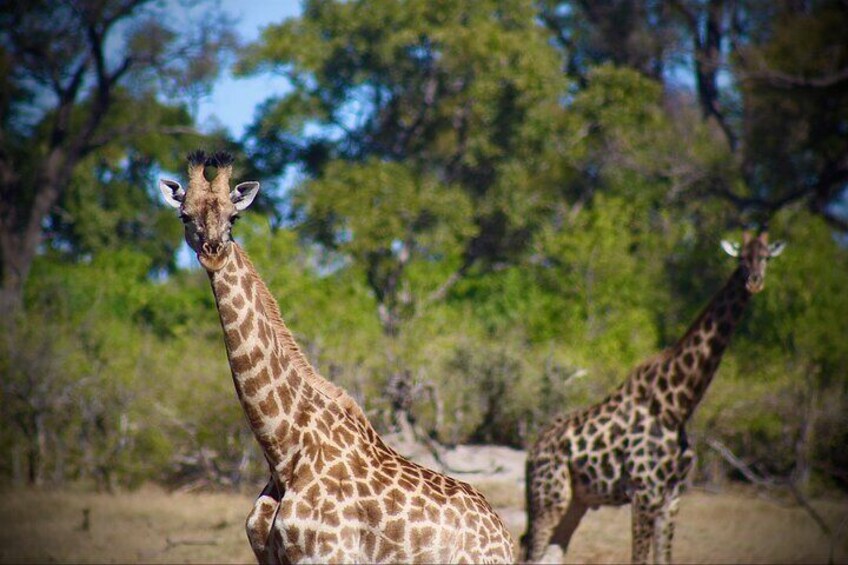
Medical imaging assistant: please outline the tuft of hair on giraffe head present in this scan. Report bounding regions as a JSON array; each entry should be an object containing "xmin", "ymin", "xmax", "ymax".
[
  {"xmin": 720, "ymin": 226, "xmax": 785, "ymax": 293},
  {"xmin": 159, "ymin": 150, "xmax": 261, "ymax": 272}
]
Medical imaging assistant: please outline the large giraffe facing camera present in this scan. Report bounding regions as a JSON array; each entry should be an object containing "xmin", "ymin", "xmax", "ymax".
[
  {"xmin": 521, "ymin": 230, "xmax": 785, "ymax": 564},
  {"xmin": 159, "ymin": 151, "xmax": 514, "ymax": 564}
]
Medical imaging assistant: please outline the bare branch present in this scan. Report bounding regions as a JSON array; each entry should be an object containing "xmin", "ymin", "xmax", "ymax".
[
  {"xmin": 670, "ymin": 0, "xmax": 738, "ymax": 151},
  {"xmin": 707, "ymin": 435, "xmax": 844, "ymax": 564},
  {"xmin": 391, "ymin": 65, "xmax": 439, "ymax": 157},
  {"xmin": 705, "ymin": 436, "xmax": 776, "ymax": 487},
  {"xmin": 787, "ymin": 481, "xmax": 833, "ymax": 540},
  {"xmin": 419, "ymin": 266, "xmax": 467, "ymax": 309},
  {"xmin": 669, "ymin": 0, "xmax": 698, "ymax": 31},
  {"xmin": 709, "ymin": 152, "xmax": 848, "ymax": 231},
  {"xmin": 711, "ymin": 184, "xmax": 809, "ymax": 214},
  {"xmin": 83, "ymin": 125, "xmax": 202, "ymax": 155},
  {"xmin": 50, "ymin": 60, "xmax": 90, "ymax": 147},
  {"xmin": 741, "ymin": 66, "xmax": 848, "ymax": 89},
  {"xmin": 69, "ymin": 1, "xmax": 147, "ymax": 154}
]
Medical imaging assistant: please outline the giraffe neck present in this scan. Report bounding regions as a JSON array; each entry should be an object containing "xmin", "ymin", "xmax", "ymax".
[
  {"xmin": 655, "ymin": 267, "xmax": 751, "ymax": 424},
  {"xmin": 208, "ymin": 243, "xmax": 366, "ymax": 479}
]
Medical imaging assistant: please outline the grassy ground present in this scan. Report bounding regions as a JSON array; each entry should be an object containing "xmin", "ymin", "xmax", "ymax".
[{"xmin": 1, "ymin": 483, "xmax": 845, "ymax": 563}]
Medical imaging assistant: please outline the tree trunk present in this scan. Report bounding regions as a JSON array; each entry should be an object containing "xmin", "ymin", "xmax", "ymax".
[
  {"xmin": 11, "ymin": 444, "xmax": 25, "ymax": 486},
  {"xmin": 52, "ymin": 431, "xmax": 66, "ymax": 486},
  {"xmin": 0, "ymin": 152, "xmax": 69, "ymax": 323},
  {"xmin": 794, "ymin": 372, "xmax": 820, "ymax": 492},
  {"xmin": 27, "ymin": 432, "xmax": 42, "ymax": 486},
  {"xmin": 0, "ymin": 231, "xmax": 29, "ymax": 324}
]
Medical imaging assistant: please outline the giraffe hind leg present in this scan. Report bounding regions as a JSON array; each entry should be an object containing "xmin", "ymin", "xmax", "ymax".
[
  {"xmin": 549, "ymin": 497, "xmax": 588, "ymax": 557},
  {"xmin": 522, "ymin": 463, "xmax": 579, "ymax": 563}
]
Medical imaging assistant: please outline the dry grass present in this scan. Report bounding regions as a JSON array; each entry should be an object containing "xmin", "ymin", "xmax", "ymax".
[
  {"xmin": 0, "ymin": 485, "xmax": 256, "ymax": 564},
  {"xmin": 531, "ymin": 487, "xmax": 848, "ymax": 564},
  {"xmin": 0, "ymin": 483, "xmax": 846, "ymax": 564}
]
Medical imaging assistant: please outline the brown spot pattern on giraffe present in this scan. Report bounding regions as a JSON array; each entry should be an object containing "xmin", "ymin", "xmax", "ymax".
[
  {"xmin": 523, "ymin": 235, "xmax": 773, "ymax": 563},
  {"xmin": 170, "ymin": 186, "xmax": 516, "ymax": 565}
]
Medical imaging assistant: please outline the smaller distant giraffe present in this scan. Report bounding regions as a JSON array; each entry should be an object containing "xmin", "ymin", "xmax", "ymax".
[
  {"xmin": 521, "ymin": 230, "xmax": 785, "ymax": 564},
  {"xmin": 160, "ymin": 151, "xmax": 514, "ymax": 564}
]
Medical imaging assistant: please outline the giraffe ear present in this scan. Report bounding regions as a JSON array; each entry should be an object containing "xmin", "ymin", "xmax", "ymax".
[
  {"xmin": 720, "ymin": 240, "xmax": 741, "ymax": 257},
  {"xmin": 231, "ymin": 181, "xmax": 260, "ymax": 211},
  {"xmin": 768, "ymin": 241, "xmax": 786, "ymax": 258},
  {"xmin": 159, "ymin": 179, "xmax": 185, "ymax": 209}
]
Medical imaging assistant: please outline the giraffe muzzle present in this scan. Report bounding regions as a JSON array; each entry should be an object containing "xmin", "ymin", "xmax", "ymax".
[
  {"xmin": 746, "ymin": 273, "xmax": 764, "ymax": 293},
  {"xmin": 202, "ymin": 241, "xmax": 223, "ymax": 256},
  {"xmin": 197, "ymin": 240, "xmax": 229, "ymax": 271}
]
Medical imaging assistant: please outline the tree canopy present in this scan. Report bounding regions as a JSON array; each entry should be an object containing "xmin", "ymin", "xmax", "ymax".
[
  {"xmin": 2, "ymin": 0, "xmax": 847, "ymax": 494},
  {"xmin": 0, "ymin": 0, "xmax": 236, "ymax": 318}
]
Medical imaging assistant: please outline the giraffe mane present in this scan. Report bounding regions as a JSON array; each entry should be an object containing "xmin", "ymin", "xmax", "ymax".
[
  {"xmin": 206, "ymin": 151, "xmax": 235, "ymax": 168},
  {"xmin": 233, "ymin": 244, "xmax": 372, "ymax": 427},
  {"xmin": 673, "ymin": 266, "xmax": 744, "ymax": 351},
  {"xmin": 187, "ymin": 150, "xmax": 207, "ymax": 167}
]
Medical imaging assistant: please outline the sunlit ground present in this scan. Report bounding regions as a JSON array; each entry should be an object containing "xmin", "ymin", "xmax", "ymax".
[{"xmin": 1, "ymin": 482, "xmax": 845, "ymax": 564}]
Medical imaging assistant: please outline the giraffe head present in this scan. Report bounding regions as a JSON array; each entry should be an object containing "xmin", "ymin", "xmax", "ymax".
[
  {"xmin": 720, "ymin": 229, "xmax": 785, "ymax": 293},
  {"xmin": 159, "ymin": 150, "xmax": 260, "ymax": 271}
]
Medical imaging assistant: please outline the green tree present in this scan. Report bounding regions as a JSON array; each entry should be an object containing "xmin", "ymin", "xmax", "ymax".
[
  {"xmin": 238, "ymin": 0, "xmax": 569, "ymax": 335},
  {"xmin": 0, "ymin": 0, "xmax": 236, "ymax": 319},
  {"xmin": 539, "ymin": 0, "xmax": 848, "ymax": 231}
]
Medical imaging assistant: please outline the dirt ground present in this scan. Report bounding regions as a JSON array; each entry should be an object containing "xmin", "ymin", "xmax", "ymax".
[{"xmin": 1, "ymin": 441, "xmax": 846, "ymax": 564}]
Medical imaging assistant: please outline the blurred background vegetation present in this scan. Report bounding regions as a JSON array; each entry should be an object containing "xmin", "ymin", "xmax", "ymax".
[{"xmin": 1, "ymin": 0, "xmax": 846, "ymax": 496}]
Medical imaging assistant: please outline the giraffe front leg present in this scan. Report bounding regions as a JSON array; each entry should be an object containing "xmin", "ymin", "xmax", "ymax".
[
  {"xmin": 522, "ymin": 500, "xmax": 570, "ymax": 564},
  {"xmin": 651, "ymin": 494, "xmax": 680, "ymax": 565},
  {"xmin": 652, "ymin": 447, "xmax": 692, "ymax": 563},
  {"xmin": 246, "ymin": 476, "xmax": 282, "ymax": 564},
  {"xmin": 630, "ymin": 496, "xmax": 656, "ymax": 565}
]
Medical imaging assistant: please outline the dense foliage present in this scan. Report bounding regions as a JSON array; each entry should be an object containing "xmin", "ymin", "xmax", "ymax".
[{"xmin": 2, "ymin": 0, "xmax": 846, "ymax": 493}]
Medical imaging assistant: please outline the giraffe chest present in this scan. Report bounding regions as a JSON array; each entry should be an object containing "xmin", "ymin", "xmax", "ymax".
[{"xmin": 621, "ymin": 410, "xmax": 693, "ymax": 493}]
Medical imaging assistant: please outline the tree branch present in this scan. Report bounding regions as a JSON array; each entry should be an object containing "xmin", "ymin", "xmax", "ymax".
[
  {"xmin": 391, "ymin": 62, "xmax": 439, "ymax": 157},
  {"xmin": 671, "ymin": 0, "xmax": 738, "ymax": 151},
  {"xmin": 83, "ymin": 125, "xmax": 202, "ymax": 155},
  {"xmin": 71, "ymin": 0, "xmax": 145, "ymax": 154},
  {"xmin": 747, "ymin": 67, "xmax": 848, "ymax": 89},
  {"xmin": 668, "ymin": 0, "xmax": 698, "ymax": 30},
  {"xmin": 50, "ymin": 60, "xmax": 90, "ymax": 148},
  {"xmin": 705, "ymin": 436, "xmax": 776, "ymax": 487},
  {"xmin": 707, "ymin": 435, "xmax": 843, "ymax": 564},
  {"xmin": 710, "ymin": 153, "xmax": 848, "ymax": 231},
  {"xmin": 738, "ymin": 56, "xmax": 848, "ymax": 89},
  {"xmin": 420, "ymin": 267, "xmax": 466, "ymax": 309},
  {"xmin": 711, "ymin": 183, "xmax": 809, "ymax": 214}
]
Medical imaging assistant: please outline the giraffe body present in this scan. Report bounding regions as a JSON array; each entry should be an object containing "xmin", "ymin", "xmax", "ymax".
[
  {"xmin": 214, "ymin": 244, "xmax": 513, "ymax": 564},
  {"xmin": 160, "ymin": 152, "xmax": 514, "ymax": 564},
  {"xmin": 521, "ymin": 231, "xmax": 784, "ymax": 564}
]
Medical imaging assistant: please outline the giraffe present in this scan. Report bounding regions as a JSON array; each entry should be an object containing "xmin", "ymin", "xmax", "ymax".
[
  {"xmin": 520, "ymin": 229, "xmax": 785, "ymax": 564},
  {"xmin": 159, "ymin": 151, "xmax": 514, "ymax": 564}
]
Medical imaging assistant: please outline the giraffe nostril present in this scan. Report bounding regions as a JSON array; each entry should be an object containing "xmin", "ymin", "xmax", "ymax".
[{"xmin": 202, "ymin": 241, "xmax": 222, "ymax": 256}]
